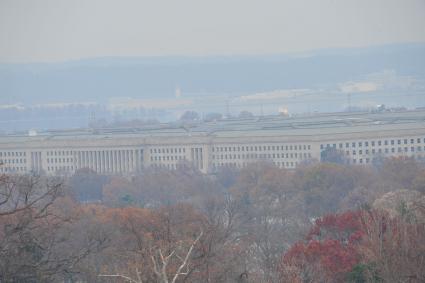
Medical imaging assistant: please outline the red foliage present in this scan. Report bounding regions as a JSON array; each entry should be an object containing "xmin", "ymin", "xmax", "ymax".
[
  {"xmin": 282, "ymin": 239, "xmax": 360, "ymax": 282},
  {"xmin": 307, "ymin": 210, "xmax": 364, "ymax": 243},
  {"xmin": 281, "ymin": 211, "xmax": 364, "ymax": 282}
]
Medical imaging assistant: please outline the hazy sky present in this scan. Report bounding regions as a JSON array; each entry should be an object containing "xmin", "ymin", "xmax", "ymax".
[{"xmin": 0, "ymin": 0, "xmax": 424, "ymax": 63}]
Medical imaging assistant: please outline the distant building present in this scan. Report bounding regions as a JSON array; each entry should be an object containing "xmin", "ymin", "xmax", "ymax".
[{"xmin": 0, "ymin": 110, "xmax": 425, "ymax": 175}]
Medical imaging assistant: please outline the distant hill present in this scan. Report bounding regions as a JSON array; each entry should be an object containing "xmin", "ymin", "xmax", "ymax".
[{"xmin": 1, "ymin": 42, "xmax": 424, "ymax": 105}]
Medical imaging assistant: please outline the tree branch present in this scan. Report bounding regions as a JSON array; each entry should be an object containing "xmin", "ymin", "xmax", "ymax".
[
  {"xmin": 99, "ymin": 274, "xmax": 141, "ymax": 283},
  {"xmin": 171, "ymin": 230, "xmax": 203, "ymax": 283}
]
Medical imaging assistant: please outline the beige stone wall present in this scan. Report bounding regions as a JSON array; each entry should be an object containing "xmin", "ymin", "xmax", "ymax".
[{"xmin": 0, "ymin": 125, "xmax": 424, "ymax": 175}]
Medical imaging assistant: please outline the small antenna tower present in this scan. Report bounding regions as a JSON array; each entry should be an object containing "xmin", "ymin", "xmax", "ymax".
[
  {"xmin": 89, "ymin": 111, "xmax": 96, "ymax": 126},
  {"xmin": 225, "ymin": 96, "xmax": 230, "ymax": 117},
  {"xmin": 347, "ymin": 93, "xmax": 352, "ymax": 112}
]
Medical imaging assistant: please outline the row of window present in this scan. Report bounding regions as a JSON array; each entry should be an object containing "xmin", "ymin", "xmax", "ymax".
[
  {"xmin": 0, "ymin": 166, "xmax": 26, "ymax": 172},
  {"xmin": 151, "ymin": 163, "xmax": 184, "ymax": 170},
  {"xmin": 46, "ymin": 151, "xmax": 73, "ymax": 156},
  {"xmin": 347, "ymin": 146, "xmax": 425, "ymax": 156},
  {"xmin": 77, "ymin": 150, "xmax": 140, "ymax": 158},
  {"xmin": 0, "ymin": 152, "xmax": 26, "ymax": 157},
  {"xmin": 212, "ymin": 144, "xmax": 311, "ymax": 152},
  {"xmin": 150, "ymin": 155, "xmax": 186, "ymax": 162},
  {"xmin": 321, "ymin": 137, "xmax": 425, "ymax": 150},
  {"xmin": 351, "ymin": 154, "xmax": 425, "ymax": 165},
  {"xmin": 47, "ymin": 158, "xmax": 73, "ymax": 164},
  {"xmin": 150, "ymin": 148, "xmax": 186, "ymax": 154},
  {"xmin": 0, "ymin": 159, "xmax": 26, "ymax": 164},
  {"xmin": 213, "ymin": 161, "xmax": 298, "ymax": 169},
  {"xmin": 212, "ymin": 152, "xmax": 312, "ymax": 160}
]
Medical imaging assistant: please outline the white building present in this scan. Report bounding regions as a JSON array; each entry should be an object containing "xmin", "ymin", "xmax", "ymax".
[{"xmin": 1, "ymin": 110, "xmax": 425, "ymax": 175}]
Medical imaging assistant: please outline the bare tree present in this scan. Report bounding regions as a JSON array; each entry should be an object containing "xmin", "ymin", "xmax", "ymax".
[
  {"xmin": 0, "ymin": 174, "xmax": 106, "ymax": 282},
  {"xmin": 99, "ymin": 230, "xmax": 203, "ymax": 283},
  {"xmin": 0, "ymin": 174, "xmax": 61, "ymax": 216}
]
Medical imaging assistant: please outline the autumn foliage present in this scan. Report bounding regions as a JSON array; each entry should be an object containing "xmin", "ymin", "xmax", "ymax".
[
  {"xmin": 280, "ymin": 209, "xmax": 425, "ymax": 283},
  {"xmin": 0, "ymin": 157, "xmax": 424, "ymax": 282},
  {"xmin": 280, "ymin": 211, "xmax": 363, "ymax": 282}
]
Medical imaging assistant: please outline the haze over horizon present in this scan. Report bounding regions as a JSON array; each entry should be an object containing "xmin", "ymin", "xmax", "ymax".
[
  {"xmin": 1, "ymin": 0, "xmax": 425, "ymax": 63},
  {"xmin": 0, "ymin": 1, "xmax": 424, "ymax": 132}
]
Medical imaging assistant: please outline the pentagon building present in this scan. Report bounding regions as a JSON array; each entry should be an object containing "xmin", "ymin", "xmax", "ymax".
[{"xmin": 1, "ymin": 110, "xmax": 425, "ymax": 175}]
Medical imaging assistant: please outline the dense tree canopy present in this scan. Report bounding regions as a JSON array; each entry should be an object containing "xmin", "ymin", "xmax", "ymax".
[{"xmin": 0, "ymin": 156, "xmax": 424, "ymax": 282}]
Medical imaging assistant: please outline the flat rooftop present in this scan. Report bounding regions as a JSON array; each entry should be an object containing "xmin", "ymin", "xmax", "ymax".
[{"xmin": 1, "ymin": 110, "xmax": 425, "ymax": 144}]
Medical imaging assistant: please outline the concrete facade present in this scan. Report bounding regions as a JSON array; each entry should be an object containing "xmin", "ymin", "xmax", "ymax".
[{"xmin": 1, "ymin": 110, "xmax": 425, "ymax": 175}]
